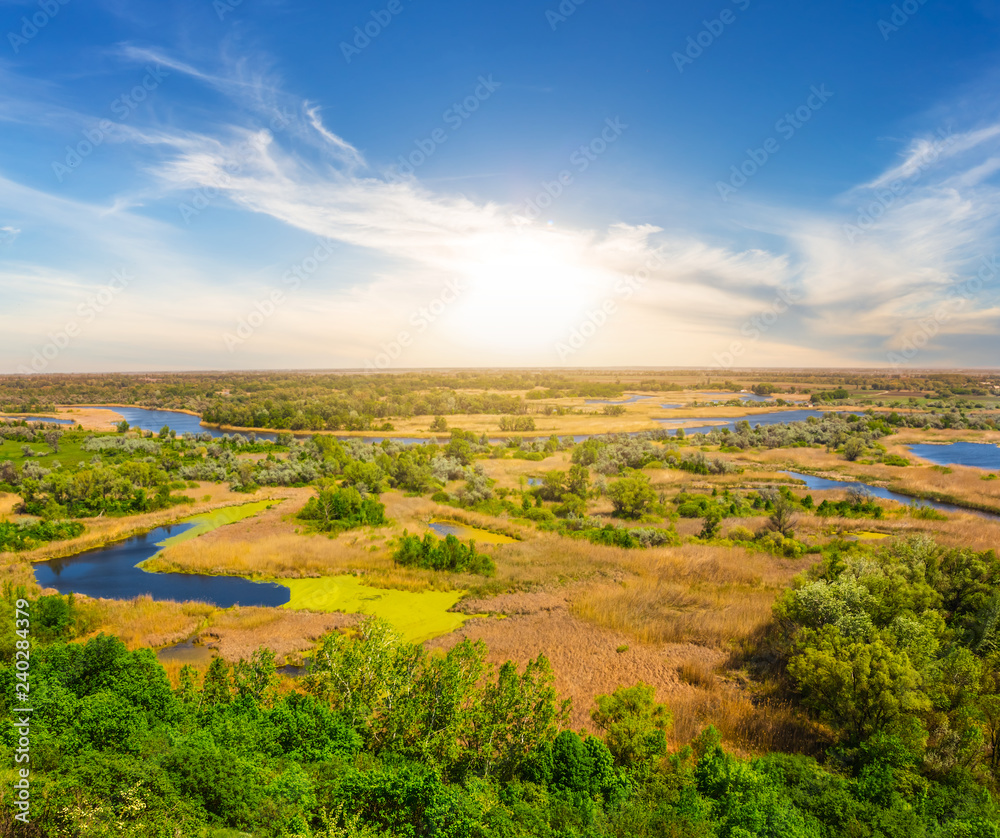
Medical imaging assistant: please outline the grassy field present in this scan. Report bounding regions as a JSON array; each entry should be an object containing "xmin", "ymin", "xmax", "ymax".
[{"xmin": 0, "ymin": 429, "xmax": 93, "ymax": 468}]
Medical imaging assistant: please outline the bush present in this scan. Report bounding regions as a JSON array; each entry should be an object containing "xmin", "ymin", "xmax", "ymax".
[
  {"xmin": 297, "ymin": 487, "xmax": 385, "ymax": 533},
  {"xmin": 0, "ymin": 519, "xmax": 84, "ymax": 551},
  {"xmin": 393, "ymin": 531, "xmax": 495, "ymax": 576},
  {"xmin": 608, "ymin": 471, "xmax": 657, "ymax": 519},
  {"xmin": 727, "ymin": 525, "xmax": 755, "ymax": 542}
]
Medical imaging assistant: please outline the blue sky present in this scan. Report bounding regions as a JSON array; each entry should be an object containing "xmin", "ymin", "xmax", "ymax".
[{"xmin": 1, "ymin": 0, "xmax": 999, "ymax": 373}]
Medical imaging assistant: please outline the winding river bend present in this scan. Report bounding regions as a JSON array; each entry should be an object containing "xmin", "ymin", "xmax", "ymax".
[
  {"xmin": 783, "ymin": 471, "xmax": 999, "ymax": 520},
  {"xmin": 34, "ymin": 522, "xmax": 290, "ymax": 607}
]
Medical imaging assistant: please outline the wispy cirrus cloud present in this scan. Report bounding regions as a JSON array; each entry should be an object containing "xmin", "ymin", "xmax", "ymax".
[{"xmin": 2, "ymin": 40, "xmax": 999, "ymax": 371}]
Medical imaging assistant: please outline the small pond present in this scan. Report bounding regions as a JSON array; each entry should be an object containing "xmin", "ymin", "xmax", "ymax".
[{"xmin": 428, "ymin": 520, "xmax": 518, "ymax": 544}]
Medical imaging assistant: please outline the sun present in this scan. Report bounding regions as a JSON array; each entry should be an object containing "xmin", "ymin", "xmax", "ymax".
[{"xmin": 445, "ymin": 228, "xmax": 610, "ymax": 354}]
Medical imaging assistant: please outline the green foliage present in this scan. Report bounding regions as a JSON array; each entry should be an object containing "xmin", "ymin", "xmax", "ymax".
[
  {"xmin": 775, "ymin": 535, "xmax": 1000, "ymax": 783},
  {"xmin": 816, "ymin": 491, "xmax": 884, "ymax": 519},
  {"xmin": 3, "ymin": 613, "xmax": 1000, "ymax": 836},
  {"xmin": 393, "ymin": 531, "xmax": 496, "ymax": 576},
  {"xmin": 592, "ymin": 683, "xmax": 671, "ymax": 771},
  {"xmin": 298, "ymin": 486, "xmax": 386, "ymax": 533},
  {"xmin": 607, "ymin": 470, "xmax": 657, "ymax": 519},
  {"xmin": 0, "ymin": 518, "xmax": 84, "ymax": 551}
]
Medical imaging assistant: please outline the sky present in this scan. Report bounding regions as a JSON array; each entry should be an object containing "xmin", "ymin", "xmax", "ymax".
[{"xmin": 1, "ymin": 0, "xmax": 999, "ymax": 373}]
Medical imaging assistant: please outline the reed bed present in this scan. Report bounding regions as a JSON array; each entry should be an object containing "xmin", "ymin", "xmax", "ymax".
[
  {"xmin": 74, "ymin": 595, "xmax": 215, "ymax": 649},
  {"xmin": 668, "ymin": 683, "xmax": 824, "ymax": 757}
]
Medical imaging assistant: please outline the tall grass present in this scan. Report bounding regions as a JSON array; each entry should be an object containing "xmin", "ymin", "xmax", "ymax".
[
  {"xmin": 74, "ymin": 595, "xmax": 215, "ymax": 649},
  {"xmin": 668, "ymin": 684, "xmax": 824, "ymax": 757}
]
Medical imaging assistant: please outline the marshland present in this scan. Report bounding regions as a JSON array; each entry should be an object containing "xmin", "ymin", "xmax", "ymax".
[{"xmin": 4, "ymin": 368, "xmax": 1000, "ymax": 834}]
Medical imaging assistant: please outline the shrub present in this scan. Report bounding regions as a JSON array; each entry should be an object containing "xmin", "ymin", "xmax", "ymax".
[
  {"xmin": 393, "ymin": 531, "xmax": 495, "ymax": 576},
  {"xmin": 298, "ymin": 487, "xmax": 386, "ymax": 533},
  {"xmin": 727, "ymin": 525, "xmax": 755, "ymax": 542}
]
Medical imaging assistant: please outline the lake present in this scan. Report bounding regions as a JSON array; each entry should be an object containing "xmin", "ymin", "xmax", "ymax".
[
  {"xmin": 907, "ymin": 441, "xmax": 1000, "ymax": 471},
  {"xmin": 34, "ymin": 522, "xmax": 290, "ymax": 607}
]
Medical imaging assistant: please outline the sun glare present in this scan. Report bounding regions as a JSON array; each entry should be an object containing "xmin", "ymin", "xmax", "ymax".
[{"xmin": 447, "ymin": 230, "xmax": 608, "ymax": 353}]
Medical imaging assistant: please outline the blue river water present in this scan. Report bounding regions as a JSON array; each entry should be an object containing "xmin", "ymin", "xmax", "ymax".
[
  {"xmin": 907, "ymin": 442, "xmax": 1000, "ymax": 471},
  {"xmin": 2, "ymin": 415, "xmax": 76, "ymax": 425},
  {"xmin": 34, "ymin": 522, "xmax": 291, "ymax": 607},
  {"xmin": 79, "ymin": 405, "xmax": 279, "ymax": 441},
  {"xmin": 783, "ymin": 471, "xmax": 997, "ymax": 519},
  {"xmin": 657, "ymin": 410, "xmax": 863, "ymax": 435},
  {"xmin": 585, "ymin": 394, "xmax": 656, "ymax": 405},
  {"xmin": 696, "ymin": 392, "xmax": 776, "ymax": 403}
]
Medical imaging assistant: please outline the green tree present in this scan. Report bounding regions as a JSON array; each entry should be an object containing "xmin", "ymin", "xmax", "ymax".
[
  {"xmin": 591, "ymin": 683, "xmax": 671, "ymax": 770},
  {"xmin": 843, "ymin": 437, "xmax": 865, "ymax": 461},
  {"xmin": 567, "ymin": 464, "xmax": 590, "ymax": 499},
  {"xmin": 608, "ymin": 470, "xmax": 657, "ymax": 519},
  {"xmin": 201, "ymin": 656, "xmax": 233, "ymax": 706},
  {"xmin": 787, "ymin": 625, "xmax": 930, "ymax": 746}
]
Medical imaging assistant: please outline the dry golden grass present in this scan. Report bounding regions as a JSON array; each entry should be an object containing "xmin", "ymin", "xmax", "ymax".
[
  {"xmin": 73, "ymin": 595, "xmax": 215, "ymax": 649},
  {"xmin": 141, "ymin": 489, "xmax": 636, "ymax": 598},
  {"xmin": 571, "ymin": 542, "xmax": 812, "ymax": 647},
  {"xmin": 192, "ymin": 606, "xmax": 355, "ymax": 662},
  {"xmin": 300, "ymin": 393, "xmax": 817, "ymax": 441},
  {"xmin": 668, "ymin": 683, "xmax": 823, "ymax": 756},
  {"xmin": 49, "ymin": 406, "xmax": 124, "ymax": 431},
  {"xmin": 428, "ymin": 604, "xmax": 723, "ymax": 730},
  {"xmin": 0, "ymin": 492, "xmax": 20, "ymax": 519},
  {"xmin": 8, "ymin": 486, "xmax": 298, "ymax": 565},
  {"xmin": 677, "ymin": 658, "xmax": 719, "ymax": 690}
]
